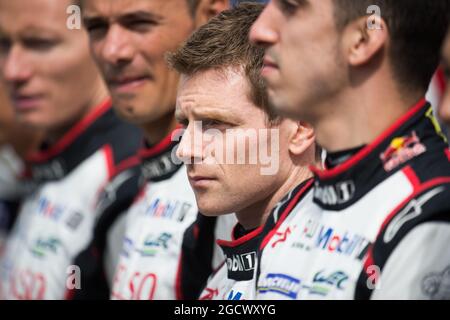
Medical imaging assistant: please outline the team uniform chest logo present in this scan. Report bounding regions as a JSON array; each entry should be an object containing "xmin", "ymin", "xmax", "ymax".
[
  {"xmin": 380, "ymin": 131, "xmax": 426, "ymax": 172},
  {"xmin": 225, "ymin": 252, "xmax": 256, "ymax": 281},
  {"xmin": 134, "ymin": 195, "xmax": 193, "ymax": 223},
  {"xmin": 137, "ymin": 232, "xmax": 173, "ymax": 257},
  {"xmin": 29, "ymin": 237, "xmax": 62, "ymax": 258},
  {"xmin": 32, "ymin": 195, "xmax": 85, "ymax": 231},
  {"xmin": 290, "ymin": 218, "xmax": 372, "ymax": 261},
  {"xmin": 258, "ymin": 270, "xmax": 350, "ymax": 299},
  {"xmin": 314, "ymin": 181, "xmax": 356, "ymax": 206}
]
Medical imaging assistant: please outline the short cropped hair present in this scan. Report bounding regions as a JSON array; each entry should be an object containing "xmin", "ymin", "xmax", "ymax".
[
  {"xmin": 334, "ymin": 0, "xmax": 450, "ymax": 93},
  {"xmin": 168, "ymin": 2, "xmax": 278, "ymax": 121}
]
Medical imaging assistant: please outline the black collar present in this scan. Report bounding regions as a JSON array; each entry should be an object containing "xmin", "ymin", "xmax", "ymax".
[
  {"xmin": 325, "ymin": 145, "xmax": 365, "ymax": 169},
  {"xmin": 26, "ymin": 99, "xmax": 143, "ymax": 183},
  {"xmin": 311, "ymin": 99, "xmax": 448, "ymax": 210},
  {"xmin": 217, "ymin": 225, "xmax": 265, "ymax": 282},
  {"xmin": 139, "ymin": 129, "xmax": 183, "ymax": 182},
  {"xmin": 218, "ymin": 178, "xmax": 314, "ymax": 281},
  {"xmin": 27, "ymin": 99, "xmax": 114, "ymax": 182}
]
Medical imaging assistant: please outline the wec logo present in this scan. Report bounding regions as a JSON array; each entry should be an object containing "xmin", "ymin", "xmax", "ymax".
[{"xmin": 313, "ymin": 270, "xmax": 348, "ymax": 290}]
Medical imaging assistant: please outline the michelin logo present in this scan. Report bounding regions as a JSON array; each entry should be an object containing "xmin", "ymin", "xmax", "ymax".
[{"xmin": 258, "ymin": 273, "xmax": 301, "ymax": 299}]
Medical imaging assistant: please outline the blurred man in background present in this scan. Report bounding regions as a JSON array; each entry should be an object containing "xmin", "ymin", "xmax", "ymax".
[
  {"xmin": 80, "ymin": 0, "xmax": 233, "ymax": 300},
  {"xmin": 0, "ymin": 85, "xmax": 41, "ymax": 160},
  {"xmin": 0, "ymin": 85, "xmax": 41, "ymax": 254},
  {"xmin": 0, "ymin": 0, "xmax": 141, "ymax": 299},
  {"xmin": 250, "ymin": 0, "xmax": 450, "ymax": 299}
]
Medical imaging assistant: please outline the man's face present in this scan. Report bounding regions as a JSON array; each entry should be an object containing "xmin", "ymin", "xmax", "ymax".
[
  {"xmin": 0, "ymin": 0, "xmax": 104, "ymax": 132},
  {"xmin": 249, "ymin": 0, "xmax": 345, "ymax": 121},
  {"xmin": 176, "ymin": 68, "xmax": 294, "ymax": 216},
  {"xmin": 440, "ymin": 32, "xmax": 450, "ymax": 128},
  {"xmin": 0, "ymin": 85, "xmax": 13, "ymax": 145},
  {"xmin": 83, "ymin": 0, "xmax": 196, "ymax": 125}
]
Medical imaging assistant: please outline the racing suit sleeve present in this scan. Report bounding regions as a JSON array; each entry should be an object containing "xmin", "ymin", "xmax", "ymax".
[
  {"xmin": 370, "ymin": 222, "xmax": 450, "ymax": 300},
  {"xmin": 178, "ymin": 214, "xmax": 237, "ymax": 300},
  {"xmin": 69, "ymin": 165, "xmax": 142, "ymax": 300},
  {"xmin": 177, "ymin": 214, "xmax": 218, "ymax": 300}
]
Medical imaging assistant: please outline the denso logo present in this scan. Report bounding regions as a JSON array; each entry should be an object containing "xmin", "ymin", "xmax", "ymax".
[
  {"xmin": 111, "ymin": 265, "xmax": 157, "ymax": 300},
  {"xmin": 314, "ymin": 180, "xmax": 355, "ymax": 205},
  {"xmin": 258, "ymin": 273, "xmax": 301, "ymax": 299},
  {"xmin": 226, "ymin": 252, "xmax": 256, "ymax": 272},
  {"xmin": 9, "ymin": 270, "xmax": 47, "ymax": 300}
]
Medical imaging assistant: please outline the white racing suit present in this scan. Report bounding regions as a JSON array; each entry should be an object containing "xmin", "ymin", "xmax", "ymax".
[
  {"xmin": 256, "ymin": 99, "xmax": 450, "ymax": 300},
  {"xmin": 199, "ymin": 179, "xmax": 314, "ymax": 300},
  {"xmin": 107, "ymin": 130, "xmax": 235, "ymax": 300},
  {"xmin": 0, "ymin": 99, "xmax": 142, "ymax": 299}
]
